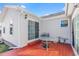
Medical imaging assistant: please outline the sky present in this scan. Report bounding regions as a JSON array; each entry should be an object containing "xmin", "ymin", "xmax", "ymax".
[{"xmin": 0, "ymin": 3, "xmax": 64, "ymax": 16}]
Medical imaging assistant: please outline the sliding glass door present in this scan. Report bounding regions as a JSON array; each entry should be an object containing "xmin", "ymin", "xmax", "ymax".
[
  {"xmin": 28, "ymin": 20, "xmax": 35, "ymax": 40},
  {"xmin": 35, "ymin": 22, "xmax": 39, "ymax": 38},
  {"xmin": 28, "ymin": 20, "xmax": 39, "ymax": 40},
  {"xmin": 74, "ymin": 15, "xmax": 79, "ymax": 54}
]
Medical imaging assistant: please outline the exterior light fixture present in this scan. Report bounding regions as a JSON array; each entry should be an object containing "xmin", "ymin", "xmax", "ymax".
[{"xmin": 25, "ymin": 14, "xmax": 27, "ymax": 19}]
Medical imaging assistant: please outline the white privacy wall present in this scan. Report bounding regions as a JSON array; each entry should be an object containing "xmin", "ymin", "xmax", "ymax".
[{"xmin": 39, "ymin": 15, "xmax": 72, "ymax": 44}]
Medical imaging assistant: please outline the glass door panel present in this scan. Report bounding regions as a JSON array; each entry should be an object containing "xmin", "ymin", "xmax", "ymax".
[
  {"xmin": 74, "ymin": 15, "xmax": 79, "ymax": 54},
  {"xmin": 28, "ymin": 20, "xmax": 39, "ymax": 40}
]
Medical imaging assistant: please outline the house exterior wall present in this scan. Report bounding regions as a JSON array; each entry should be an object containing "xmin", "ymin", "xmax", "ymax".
[
  {"xmin": 2, "ymin": 7, "xmax": 21, "ymax": 47},
  {"xmin": 66, "ymin": 3, "xmax": 75, "ymax": 16},
  {"xmin": 40, "ymin": 14, "xmax": 72, "ymax": 44},
  {"xmin": 64, "ymin": 3, "xmax": 79, "ymax": 55},
  {"xmin": 19, "ymin": 12, "xmax": 28, "ymax": 47},
  {"xmin": 71, "ymin": 6, "xmax": 79, "ymax": 54},
  {"xmin": 1, "ymin": 6, "xmax": 40, "ymax": 48},
  {"xmin": 72, "ymin": 8, "xmax": 79, "ymax": 20}
]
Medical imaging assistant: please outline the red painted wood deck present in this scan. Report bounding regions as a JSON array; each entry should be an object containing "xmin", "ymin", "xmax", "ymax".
[{"xmin": 0, "ymin": 40, "xmax": 74, "ymax": 56}]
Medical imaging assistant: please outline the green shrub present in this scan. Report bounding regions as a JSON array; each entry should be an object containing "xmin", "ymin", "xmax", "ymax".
[{"xmin": 0, "ymin": 43, "xmax": 9, "ymax": 53}]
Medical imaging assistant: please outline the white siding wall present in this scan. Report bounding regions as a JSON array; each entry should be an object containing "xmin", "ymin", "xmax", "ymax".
[
  {"xmin": 19, "ymin": 13, "xmax": 28, "ymax": 47},
  {"xmin": 71, "ymin": 7, "xmax": 79, "ymax": 52},
  {"xmin": 2, "ymin": 9, "xmax": 20, "ymax": 47},
  {"xmin": 72, "ymin": 8, "xmax": 79, "ymax": 20},
  {"xmin": 39, "ymin": 16, "xmax": 72, "ymax": 44},
  {"xmin": 1, "ymin": 7, "xmax": 39, "ymax": 48}
]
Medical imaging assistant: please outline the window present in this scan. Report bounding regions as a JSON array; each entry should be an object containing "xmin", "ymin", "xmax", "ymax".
[
  {"xmin": 28, "ymin": 20, "xmax": 35, "ymax": 40},
  {"xmin": 10, "ymin": 27, "xmax": 13, "ymax": 35},
  {"xmin": 74, "ymin": 15, "xmax": 79, "ymax": 54},
  {"xmin": 0, "ymin": 30, "xmax": 1, "ymax": 36},
  {"xmin": 61, "ymin": 20, "xmax": 68, "ymax": 27},
  {"xmin": 35, "ymin": 22, "xmax": 39, "ymax": 38},
  {"xmin": 3, "ymin": 27, "xmax": 5, "ymax": 33},
  {"xmin": 10, "ymin": 24, "xmax": 13, "ymax": 35}
]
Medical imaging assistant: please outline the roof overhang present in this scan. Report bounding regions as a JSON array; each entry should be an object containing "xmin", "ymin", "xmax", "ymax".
[{"xmin": 65, "ymin": 3, "xmax": 78, "ymax": 17}]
